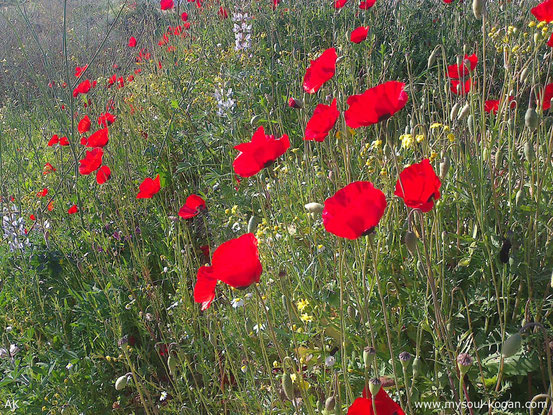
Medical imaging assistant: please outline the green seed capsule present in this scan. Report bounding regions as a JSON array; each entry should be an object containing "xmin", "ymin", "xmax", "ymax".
[
  {"xmin": 404, "ymin": 231, "xmax": 418, "ymax": 255},
  {"xmin": 520, "ymin": 67, "xmax": 529, "ymax": 83},
  {"xmin": 515, "ymin": 189, "xmax": 523, "ymax": 207},
  {"xmin": 450, "ymin": 103, "xmax": 460, "ymax": 121},
  {"xmin": 247, "ymin": 215, "xmax": 259, "ymax": 233},
  {"xmin": 525, "ymin": 108, "xmax": 538, "ymax": 130},
  {"xmin": 495, "ymin": 146, "xmax": 503, "ymax": 169},
  {"xmin": 428, "ymin": 49, "xmax": 439, "ymax": 69},
  {"xmin": 115, "ymin": 375, "xmax": 128, "ymax": 391},
  {"xmin": 440, "ymin": 157, "xmax": 450, "ymax": 179},
  {"xmin": 501, "ymin": 333, "xmax": 522, "ymax": 358},
  {"xmin": 467, "ymin": 114, "xmax": 474, "ymax": 135},
  {"xmin": 458, "ymin": 103, "xmax": 470, "ymax": 120},
  {"xmin": 483, "ymin": 147, "xmax": 489, "ymax": 161},
  {"xmin": 472, "ymin": 0, "xmax": 484, "ymax": 19},
  {"xmin": 523, "ymin": 142, "xmax": 535, "ymax": 162},
  {"xmin": 282, "ymin": 372, "xmax": 294, "ymax": 400},
  {"xmin": 412, "ymin": 357, "xmax": 423, "ymax": 378},
  {"xmin": 168, "ymin": 355, "xmax": 178, "ymax": 376},
  {"xmin": 325, "ymin": 396, "xmax": 336, "ymax": 412}
]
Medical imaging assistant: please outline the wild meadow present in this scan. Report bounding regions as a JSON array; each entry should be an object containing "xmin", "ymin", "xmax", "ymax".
[{"xmin": 0, "ymin": 0, "xmax": 552, "ymax": 413}]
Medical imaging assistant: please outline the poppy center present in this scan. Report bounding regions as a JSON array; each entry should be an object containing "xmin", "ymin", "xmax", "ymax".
[{"xmin": 361, "ymin": 226, "xmax": 376, "ymax": 237}]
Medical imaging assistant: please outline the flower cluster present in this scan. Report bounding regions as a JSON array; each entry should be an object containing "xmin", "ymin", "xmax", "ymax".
[
  {"xmin": 2, "ymin": 207, "xmax": 30, "ymax": 252},
  {"xmin": 232, "ymin": 12, "xmax": 252, "ymax": 51}
]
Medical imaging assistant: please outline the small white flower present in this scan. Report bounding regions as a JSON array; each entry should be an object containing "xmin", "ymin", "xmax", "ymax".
[
  {"xmin": 253, "ymin": 324, "xmax": 266, "ymax": 333},
  {"xmin": 160, "ymin": 391, "xmax": 168, "ymax": 401},
  {"xmin": 231, "ymin": 298, "xmax": 245, "ymax": 308},
  {"xmin": 66, "ymin": 362, "xmax": 74, "ymax": 370},
  {"xmin": 325, "ymin": 356, "xmax": 336, "ymax": 367}
]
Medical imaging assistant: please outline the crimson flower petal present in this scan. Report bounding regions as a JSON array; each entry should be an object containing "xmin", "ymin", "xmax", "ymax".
[
  {"xmin": 86, "ymin": 128, "xmax": 109, "ymax": 148},
  {"xmin": 304, "ymin": 98, "xmax": 340, "ymax": 142},
  {"xmin": 194, "ymin": 266, "xmax": 218, "ymax": 311},
  {"xmin": 128, "ymin": 36, "xmax": 137, "ymax": 47},
  {"xmin": 447, "ymin": 53, "xmax": 478, "ymax": 79},
  {"xmin": 233, "ymin": 126, "xmax": 290, "ymax": 178},
  {"xmin": 96, "ymin": 165, "xmax": 111, "ymax": 184},
  {"xmin": 395, "ymin": 159, "xmax": 441, "ymax": 212},
  {"xmin": 136, "ymin": 175, "xmax": 161, "ymax": 199},
  {"xmin": 348, "ymin": 389, "xmax": 405, "ymax": 415},
  {"xmin": 78, "ymin": 115, "xmax": 91, "ymax": 134},
  {"xmin": 323, "ymin": 182, "xmax": 387, "ymax": 239},
  {"xmin": 359, "ymin": 0, "xmax": 376, "ymax": 9},
  {"xmin": 532, "ymin": 0, "xmax": 553, "ymax": 22},
  {"xmin": 178, "ymin": 194, "xmax": 206, "ymax": 219},
  {"xmin": 350, "ymin": 26, "xmax": 370, "ymax": 43},
  {"xmin": 79, "ymin": 148, "xmax": 103, "ymax": 175},
  {"xmin": 345, "ymin": 81, "xmax": 408, "ymax": 128},
  {"xmin": 160, "ymin": 0, "xmax": 174, "ymax": 10},
  {"xmin": 303, "ymin": 48, "xmax": 337, "ymax": 94},
  {"xmin": 334, "ymin": 0, "xmax": 348, "ymax": 8},
  {"xmin": 68, "ymin": 205, "xmax": 78, "ymax": 214}
]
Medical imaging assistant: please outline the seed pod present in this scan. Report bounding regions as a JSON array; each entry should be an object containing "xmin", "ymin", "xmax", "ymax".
[
  {"xmin": 472, "ymin": 0, "xmax": 484, "ymax": 18},
  {"xmin": 467, "ymin": 114, "xmax": 474, "ymax": 135},
  {"xmin": 325, "ymin": 396, "xmax": 336, "ymax": 412},
  {"xmin": 534, "ymin": 32, "xmax": 541, "ymax": 44},
  {"xmin": 304, "ymin": 202, "xmax": 324, "ymax": 214},
  {"xmin": 427, "ymin": 49, "xmax": 439, "ymax": 69},
  {"xmin": 115, "ymin": 375, "xmax": 128, "ymax": 391},
  {"xmin": 483, "ymin": 147, "xmax": 489, "ymax": 161},
  {"xmin": 501, "ymin": 333, "xmax": 522, "ymax": 358},
  {"xmin": 412, "ymin": 357, "xmax": 423, "ymax": 378},
  {"xmin": 515, "ymin": 189, "xmax": 523, "ymax": 206},
  {"xmin": 520, "ymin": 67, "xmax": 529, "ymax": 83},
  {"xmin": 450, "ymin": 102, "xmax": 460, "ymax": 121},
  {"xmin": 523, "ymin": 142, "xmax": 535, "ymax": 162},
  {"xmin": 247, "ymin": 215, "xmax": 259, "ymax": 233},
  {"xmin": 404, "ymin": 231, "xmax": 418, "ymax": 255},
  {"xmin": 363, "ymin": 346, "xmax": 375, "ymax": 368},
  {"xmin": 525, "ymin": 108, "xmax": 538, "ymax": 130},
  {"xmin": 458, "ymin": 103, "xmax": 470, "ymax": 120},
  {"xmin": 440, "ymin": 157, "xmax": 450, "ymax": 179},
  {"xmin": 168, "ymin": 355, "xmax": 178, "ymax": 376},
  {"xmin": 495, "ymin": 146, "xmax": 504, "ymax": 170},
  {"xmin": 368, "ymin": 378, "xmax": 382, "ymax": 396},
  {"xmin": 282, "ymin": 372, "xmax": 294, "ymax": 400}
]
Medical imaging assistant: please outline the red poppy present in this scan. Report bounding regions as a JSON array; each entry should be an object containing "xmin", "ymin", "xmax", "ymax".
[
  {"xmin": 303, "ymin": 48, "xmax": 338, "ymax": 94},
  {"xmin": 447, "ymin": 53, "xmax": 478, "ymax": 79},
  {"xmin": 37, "ymin": 188, "xmax": 49, "ymax": 197},
  {"xmin": 541, "ymin": 83, "xmax": 553, "ymax": 110},
  {"xmin": 29, "ymin": 214, "xmax": 36, "ymax": 221},
  {"xmin": 47, "ymin": 201, "xmax": 54, "ymax": 211},
  {"xmin": 160, "ymin": 0, "xmax": 174, "ymax": 10},
  {"xmin": 128, "ymin": 36, "xmax": 137, "ymax": 47},
  {"xmin": 288, "ymin": 97, "xmax": 302, "ymax": 109},
  {"xmin": 194, "ymin": 233, "xmax": 262, "ymax": 310},
  {"xmin": 450, "ymin": 78, "xmax": 471, "ymax": 95},
  {"xmin": 323, "ymin": 181, "xmax": 387, "ymax": 239},
  {"xmin": 86, "ymin": 128, "xmax": 109, "ymax": 148},
  {"xmin": 334, "ymin": 0, "xmax": 348, "ymax": 8},
  {"xmin": 348, "ymin": 388, "xmax": 405, "ymax": 415},
  {"xmin": 218, "ymin": 7, "xmax": 229, "ymax": 18},
  {"xmin": 304, "ymin": 98, "xmax": 340, "ymax": 142},
  {"xmin": 233, "ymin": 126, "xmax": 290, "ymax": 178},
  {"xmin": 68, "ymin": 205, "xmax": 78, "ymax": 215},
  {"xmin": 98, "ymin": 112, "xmax": 116, "ymax": 127},
  {"xmin": 74, "ymin": 65, "xmax": 88, "ymax": 78},
  {"xmin": 43, "ymin": 163, "xmax": 56, "ymax": 175},
  {"xmin": 78, "ymin": 115, "xmax": 91, "ymax": 134},
  {"xmin": 272, "ymin": 0, "xmax": 280, "ymax": 10},
  {"xmin": 48, "ymin": 135, "xmax": 59, "ymax": 146},
  {"xmin": 181, "ymin": 12, "xmax": 188, "ymax": 21},
  {"xmin": 359, "ymin": 0, "xmax": 376, "ymax": 9},
  {"xmin": 443, "ymin": 0, "xmax": 455, "ymax": 3},
  {"xmin": 395, "ymin": 159, "xmax": 441, "ymax": 212},
  {"xmin": 532, "ymin": 0, "xmax": 553, "ymax": 22},
  {"xmin": 178, "ymin": 195, "xmax": 206, "ymax": 219},
  {"xmin": 350, "ymin": 26, "xmax": 369, "ymax": 43},
  {"xmin": 96, "ymin": 166, "xmax": 111, "ymax": 184},
  {"xmin": 484, "ymin": 96, "xmax": 516, "ymax": 114},
  {"xmin": 345, "ymin": 81, "xmax": 408, "ymax": 128},
  {"xmin": 136, "ymin": 175, "xmax": 161, "ymax": 199},
  {"xmin": 73, "ymin": 79, "xmax": 91, "ymax": 97},
  {"xmin": 79, "ymin": 148, "xmax": 103, "ymax": 175}
]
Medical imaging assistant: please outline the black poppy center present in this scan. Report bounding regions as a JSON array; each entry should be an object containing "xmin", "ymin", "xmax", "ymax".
[{"xmin": 362, "ymin": 226, "xmax": 376, "ymax": 237}]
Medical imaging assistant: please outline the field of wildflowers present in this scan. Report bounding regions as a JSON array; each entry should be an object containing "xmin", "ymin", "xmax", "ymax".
[{"xmin": 0, "ymin": 0, "xmax": 553, "ymax": 413}]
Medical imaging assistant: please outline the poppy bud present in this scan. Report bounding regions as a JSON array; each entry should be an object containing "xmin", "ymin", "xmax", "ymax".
[
  {"xmin": 288, "ymin": 98, "xmax": 303, "ymax": 109},
  {"xmin": 247, "ymin": 215, "xmax": 259, "ymax": 233},
  {"xmin": 450, "ymin": 102, "xmax": 460, "ymax": 121},
  {"xmin": 282, "ymin": 372, "xmax": 294, "ymax": 400},
  {"xmin": 501, "ymin": 333, "xmax": 522, "ymax": 358},
  {"xmin": 439, "ymin": 157, "xmax": 450, "ymax": 179},
  {"xmin": 325, "ymin": 396, "xmax": 336, "ymax": 412},
  {"xmin": 515, "ymin": 189, "xmax": 523, "ymax": 207},
  {"xmin": 520, "ymin": 67, "xmax": 529, "ymax": 84},
  {"xmin": 168, "ymin": 355, "xmax": 178, "ymax": 376},
  {"xmin": 404, "ymin": 231, "xmax": 417, "ymax": 255},
  {"xmin": 305, "ymin": 202, "xmax": 324, "ymax": 214},
  {"xmin": 523, "ymin": 142, "xmax": 534, "ymax": 162},
  {"xmin": 495, "ymin": 146, "xmax": 503, "ymax": 169},
  {"xmin": 368, "ymin": 378, "xmax": 382, "ymax": 396},
  {"xmin": 534, "ymin": 33, "xmax": 541, "ymax": 44},
  {"xmin": 115, "ymin": 375, "xmax": 128, "ymax": 391},
  {"xmin": 412, "ymin": 356, "xmax": 423, "ymax": 378},
  {"xmin": 363, "ymin": 346, "xmax": 375, "ymax": 368},
  {"xmin": 458, "ymin": 103, "xmax": 470, "ymax": 120},
  {"xmin": 525, "ymin": 108, "xmax": 538, "ymax": 130},
  {"xmin": 427, "ymin": 48, "xmax": 439, "ymax": 69},
  {"xmin": 472, "ymin": 0, "xmax": 484, "ymax": 19},
  {"xmin": 347, "ymin": 305, "xmax": 356, "ymax": 319},
  {"xmin": 467, "ymin": 114, "xmax": 474, "ymax": 135}
]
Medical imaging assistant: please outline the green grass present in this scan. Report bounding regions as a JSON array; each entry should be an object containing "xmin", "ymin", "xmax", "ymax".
[{"xmin": 0, "ymin": 0, "xmax": 552, "ymax": 413}]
